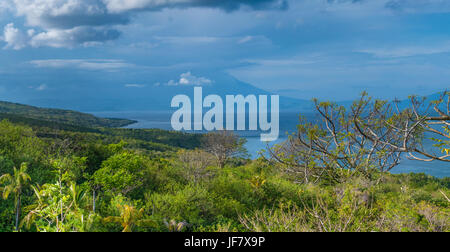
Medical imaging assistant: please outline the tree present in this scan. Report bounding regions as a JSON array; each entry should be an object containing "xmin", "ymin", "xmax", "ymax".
[
  {"xmin": 21, "ymin": 157, "xmax": 92, "ymax": 232},
  {"xmin": 269, "ymin": 96, "xmax": 403, "ymax": 184},
  {"xmin": 0, "ymin": 163, "xmax": 31, "ymax": 231},
  {"xmin": 93, "ymin": 152, "xmax": 150, "ymax": 196},
  {"xmin": 104, "ymin": 204, "xmax": 154, "ymax": 232},
  {"xmin": 353, "ymin": 91, "xmax": 450, "ymax": 162},
  {"xmin": 201, "ymin": 131, "xmax": 248, "ymax": 168},
  {"xmin": 0, "ymin": 120, "xmax": 44, "ymax": 168},
  {"xmin": 163, "ymin": 219, "xmax": 190, "ymax": 232},
  {"xmin": 269, "ymin": 91, "xmax": 450, "ymax": 184},
  {"xmin": 177, "ymin": 149, "xmax": 216, "ymax": 183},
  {"xmin": 22, "ymin": 182, "xmax": 92, "ymax": 232}
]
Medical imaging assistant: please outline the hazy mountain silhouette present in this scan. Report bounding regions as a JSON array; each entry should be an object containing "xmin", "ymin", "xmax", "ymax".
[{"xmin": 23, "ymin": 72, "xmax": 314, "ymax": 112}]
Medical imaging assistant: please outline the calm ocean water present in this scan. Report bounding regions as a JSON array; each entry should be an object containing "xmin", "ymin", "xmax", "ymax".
[{"xmin": 93, "ymin": 111, "xmax": 450, "ymax": 178}]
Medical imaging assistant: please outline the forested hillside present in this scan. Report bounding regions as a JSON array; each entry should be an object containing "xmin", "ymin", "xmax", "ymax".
[
  {"xmin": 0, "ymin": 95, "xmax": 449, "ymax": 232},
  {"xmin": 0, "ymin": 101, "xmax": 136, "ymax": 128}
]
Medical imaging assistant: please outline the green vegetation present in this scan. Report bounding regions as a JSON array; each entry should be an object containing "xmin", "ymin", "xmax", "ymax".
[
  {"xmin": 0, "ymin": 101, "xmax": 136, "ymax": 128},
  {"xmin": 0, "ymin": 95, "xmax": 449, "ymax": 232}
]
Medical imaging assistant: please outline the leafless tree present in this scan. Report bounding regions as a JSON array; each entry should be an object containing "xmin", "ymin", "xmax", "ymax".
[
  {"xmin": 354, "ymin": 91, "xmax": 450, "ymax": 162},
  {"xmin": 239, "ymin": 204, "xmax": 310, "ymax": 232},
  {"xmin": 177, "ymin": 149, "xmax": 216, "ymax": 183},
  {"xmin": 201, "ymin": 131, "xmax": 248, "ymax": 168},
  {"xmin": 269, "ymin": 91, "xmax": 450, "ymax": 183},
  {"xmin": 268, "ymin": 96, "xmax": 402, "ymax": 184}
]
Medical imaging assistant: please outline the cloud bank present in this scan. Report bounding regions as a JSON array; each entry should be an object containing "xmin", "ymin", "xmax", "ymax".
[
  {"xmin": 29, "ymin": 59, "xmax": 134, "ymax": 70},
  {"xmin": 3, "ymin": 0, "xmax": 450, "ymax": 50},
  {"xmin": 1, "ymin": 0, "xmax": 288, "ymax": 49}
]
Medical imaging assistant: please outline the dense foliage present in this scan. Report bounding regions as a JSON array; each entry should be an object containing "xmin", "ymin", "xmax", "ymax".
[
  {"xmin": 0, "ymin": 118, "xmax": 448, "ymax": 232},
  {"xmin": 0, "ymin": 96, "xmax": 449, "ymax": 232},
  {"xmin": 0, "ymin": 101, "xmax": 136, "ymax": 128}
]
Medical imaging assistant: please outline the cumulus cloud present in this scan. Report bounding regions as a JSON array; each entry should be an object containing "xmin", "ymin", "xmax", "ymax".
[
  {"xmin": 1, "ymin": 0, "xmax": 287, "ymax": 49},
  {"xmin": 165, "ymin": 72, "xmax": 212, "ymax": 86},
  {"xmin": 1, "ymin": 23, "xmax": 28, "ymax": 50},
  {"xmin": 29, "ymin": 59, "xmax": 134, "ymax": 71},
  {"xmin": 5, "ymin": 0, "xmax": 448, "ymax": 50},
  {"xmin": 30, "ymin": 26, "xmax": 120, "ymax": 48},
  {"xmin": 12, "ymin": 0, "xmax": 128, "ymax": 29}
]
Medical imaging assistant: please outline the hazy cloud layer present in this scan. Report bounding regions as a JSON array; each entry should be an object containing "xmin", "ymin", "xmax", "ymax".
[
  {"xmin": 357, "ymin": 43, "xmax": 450, "ymax": 58},
  {"xmin": 29, "ymin": 59, "xmax": 134, "ymax": 70},
  {"xmin": 384, "ymin": 0, "xmax": 450, "ymax": 13}
]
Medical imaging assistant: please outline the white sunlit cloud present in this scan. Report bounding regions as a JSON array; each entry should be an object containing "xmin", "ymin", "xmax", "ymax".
[
  {"xmin": 165, "ymin": 72, "xmax": 213, "ymax": 86},
  {"xmin": 3, "ymin": 0, "xmax": 450, "ymax": 50},
  {"xmin": 0, "ymin": 0, "xmax": 287, "ymax": 49},
  {"xmin": 1, "ymin": 23, "xmax": 28, "ymax": 50}
]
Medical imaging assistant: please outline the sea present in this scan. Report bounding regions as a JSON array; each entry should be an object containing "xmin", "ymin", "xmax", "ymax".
[{"xmin": 93, "ymin": 111, "xmax": 450, "ymax": 178}]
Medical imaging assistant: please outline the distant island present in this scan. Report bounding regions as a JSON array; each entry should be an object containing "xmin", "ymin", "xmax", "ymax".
[{"xmin": 0, "ymin": 101, "xmax": 137, "ymax": 128}]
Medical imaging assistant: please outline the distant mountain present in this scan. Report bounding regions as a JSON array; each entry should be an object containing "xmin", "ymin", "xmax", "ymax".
[
  {"xmin": 92, "ymin": 72, "xmax": 315, "ymax": 112},
  {"xmin": 162, "ymin": 73, "xmax": 315, "ymax": 112},
  {"xmin": 6, "ymin": 70, "xmax": 444, "ymax": 114},
  {"xmin": 0, "ymin": 101, "xmax": 136, "ymax": 128},
  {"xmin": 17, "ymin": 72, "xmax": 314, "ymax": 113}
]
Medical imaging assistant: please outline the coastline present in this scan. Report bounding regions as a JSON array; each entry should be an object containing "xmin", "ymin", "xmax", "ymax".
[{"xmin": 95, "ymin": 110, "xmax": 450, "ymax": 179}]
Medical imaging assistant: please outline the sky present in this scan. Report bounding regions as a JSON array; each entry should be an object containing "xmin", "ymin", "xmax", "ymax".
[{"xmin": 0, "ymin": 0, "xmax": 450, "ymax": 110}]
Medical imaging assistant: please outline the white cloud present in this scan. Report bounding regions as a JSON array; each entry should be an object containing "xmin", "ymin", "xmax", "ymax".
[
  {"xmin": 28, "ymin": 84, "xmax": 48, "ymax": 91},
  {"xmin": 102, "ymin": 0, "xmax": 288, "ymax": 13},
  {"xmin": 2, "ymin": 0, "xmax": 125, "ymax": 49},
  {"xmin": 0, "ymin": 1, "xmax": 13, "ymax": 13},
  {"xmin": 238, "ymin": 36, "xmax": 254, "ymax": 44},
  {"xmin": 125, "ymin": 84, "xmax": 146, "ymax": 88},
  {"xmin": 29, "ymin": 59, "xmax": 134, "ymax": 71},
  {"xmin": 357, "ymin": 43, "xmax": 450, "ymax": 58},
  {"xmin": 242, "ymin": 57, "xmax": 320, "ymax": 67},
  {"xmin": 36, "ymin": 84, "xmax": 48, "ymax": 91},
  {"xmin": 384, "ymin": 0, "xmax": 450, "ymax": 13},
  {"xmin": 1, "ymin": 23, "xmax": 120, "ymax": 49},
  {"xmin": 1, "ymin": 23, "xmax": 28, "ymax": 50},
  {"xmin": 29, "ymin": 26, "xmax": 120, "ymax": 48},
  {"xmin": 12, "ymin": 0, "xmax": 123, "ymax": 28},
  {"xmin": 1, "ymin": 0, "xmax": 286, "ymax": 49},
  {"xmin": 4, "ymin": 0, "xmax": 450, "ymax": 50},
  {"xmin": 165, "ymin": 71, "xmax": 212, "ymax": 86},
  {"xmin": 154, "ymin": 36, "xmax": 220, "ymax": 45}
]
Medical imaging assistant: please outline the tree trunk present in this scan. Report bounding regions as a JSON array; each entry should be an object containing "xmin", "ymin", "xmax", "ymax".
[
  {"xmin": 93, "ymin": 190, "xmax": 96, "ymax": 213},
  {"xmin": 15, "ymin": 194, "xmax": 21, "ymax": 232}
]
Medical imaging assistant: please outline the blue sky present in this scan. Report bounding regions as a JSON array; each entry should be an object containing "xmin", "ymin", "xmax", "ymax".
[{"xmin": 0, "ymin": 0, "xmax": 450, "ymax": 110}]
